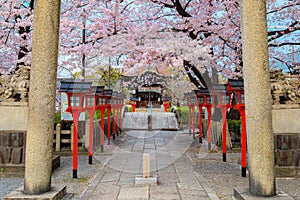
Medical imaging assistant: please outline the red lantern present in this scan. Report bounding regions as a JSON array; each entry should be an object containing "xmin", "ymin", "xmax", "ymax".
[
  {"xmin": 212, "ymin": 84, "xmax": 232, "ymax": 162},
  {"xmin": 228, "ymin": 79, "xmax": 247, "ymax": 177},
  {"xmin": 59, "ymin": 81, "xmax": 92, "ymax": 179}
]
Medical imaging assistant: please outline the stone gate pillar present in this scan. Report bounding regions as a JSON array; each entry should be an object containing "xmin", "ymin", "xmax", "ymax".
[
  {"xmin": 24, "ymin": 0, "xmax": 61, "ymax": 194},
  {"xmin": 241, "ymin": 0, "xmax": 276, "ymax": 197}
]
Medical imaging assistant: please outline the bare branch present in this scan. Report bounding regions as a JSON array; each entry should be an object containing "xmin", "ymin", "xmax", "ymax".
[
  {"xmin": 267, "ymin": 2, "xmax": 300, "ymax": 14},
  {"xmin": 271, "ymin": 56, "xmax": 294, "ymax": 74},
  {"xmin": 269, "ymin": 42, "xmax": 300, "ymax": 47},
  {"xmin": 174, "ymin": 0, "xmax": 192, "ymax": 17},
  {"xmin": 120, "ymin": 1, "xmax": 135, "ymax": 14},
  {"xmin": 184, "ymin": 0, "xmax": 193, "ymax": 10},
  {"xmin": 268, "ymin": 21, "xmax": 300, "ymax": 42},
  {"xmin": 151, "ymin": 0, "xmax": 174, "ymax": 8}
]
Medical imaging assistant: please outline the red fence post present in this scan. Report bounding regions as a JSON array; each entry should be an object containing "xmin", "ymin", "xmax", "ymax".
[
  {"xmin": 221, "ymin": 107, "xmax": 228, "ymax": 162},
  {"xmin": 131, "ymin": 101, "xmax": 136, "ymax": 112},
  {"xmin": 207, "ymin": 106, "xmax": 212, "ymax": 150},
  {"xmin": 163, "ymin": 101, "xmax": 168, "ymax": 112},
  {"xmin": 72, "ymin": 112, "xmax": 80, "ymax": 179},
  {"xmin": 88, "ymin": 110, "xmax": 94, "ymax": 164},
  {"xmin": 100, "ymin": 108, "xmax": 105, "ymax": 152},
  {"xmin": 107, "ymin": 107, "xmax": 111, "ymax": 144},
  {"xmin": 191, "ymin": 105, "xmax": 196, "ymax": 138},
  {"xmin": 112, "ymin": 107, "xmax": 116, "ymax": 140},
  {"xmin": 238, "ymin": 107, "xmax": 247, "ymax": 177},
  {"xmin": 198, "ymin": 105, "xmax": 203, "ymax": 143}
]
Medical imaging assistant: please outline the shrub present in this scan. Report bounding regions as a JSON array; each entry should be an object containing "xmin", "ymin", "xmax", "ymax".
[
  {"xmin": 228, "ymin": 119, "xmax": 242, "ymax": 144},
  {"xmin": 54, "ymin": 111, "xmax": 61, "ymax": 128}
]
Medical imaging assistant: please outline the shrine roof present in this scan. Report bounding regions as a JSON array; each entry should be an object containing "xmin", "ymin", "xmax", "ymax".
[{"xmin": 59, "ymin": 81, "xmax": 92, "ymax": 93}]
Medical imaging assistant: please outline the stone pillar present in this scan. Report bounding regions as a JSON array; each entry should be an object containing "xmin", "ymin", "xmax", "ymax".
[
  {"xmin": 24, "ymin": 0, "xmax": 61, "ymax": 195},
  {"xmin": 143, "ymin": 153, "xmax": 150, "ymax": 178},
  {"xmin": 56, "ymin": 124, "xmax": 61, "ymax": 152},
  {"xmin": 241, "ymin": 0, "xmax": 276, "ymax": 197}
]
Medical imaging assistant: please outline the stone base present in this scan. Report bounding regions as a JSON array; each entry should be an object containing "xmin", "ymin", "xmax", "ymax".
[
  {"xmin": 233, "ymin": 187, "xmax": 293, "ymax": 200},
  {"xmin": 3, "ymin": 185, "xmax": 66, "ymax": 200},
  {"xmin": 0, "ymin": 102, "xmax": 28, "ymax": 107},
  {"xmin": 0, "ymin": 155, "xmax": 60, "ymax": 178},
  {"xmin": 0, "ymin": 106, "xmax": 28, "ymax": 131},
  {"xmin": 272, "ymin": 104, "xmax": 300, "ymax": 110},
  {"xmin": 275, "ymin": 166, "xmax": 300, "ymax": 178},
  {"xmin": 135, "ymin": 175, "xmax": 157, "ymax": 186}
]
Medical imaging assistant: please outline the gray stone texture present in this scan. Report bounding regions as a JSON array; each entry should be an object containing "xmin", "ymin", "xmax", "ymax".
[
  {"xmin": 3, "ymin": 186, "xmax": 66, "ymax": 200},
  {"xmin": 0, "ymin": 147, "xmax": 11, "ymax": 164},
  {"xmin": 272, "ymin": 108, "xmax": 300, "ymax": 134},
  {"xmin": 273, "ymin": 108, "xmax": 300, "ymax": 177},
  {"xmin": 123, "ymin": 112, "xmax": 178, "ymax": 130},
  {"xmin": 11, "ymin": 148, "xmax": 22, "ymax": 164},
  {"xmin": 24, "ymin": 0, "xmax": 61, "ymax": 195},
  {"xmin": 0, "ymin": 131, "xmax": 26, "ymax": 165},
  {"xmin": 234, "ymin": 187, "xmax": 293, "ymax": 200},
  {"xmin": 274, "ymin": 134, "xmax": 300, "ymax": 177},
  {"xmin": 241, "ymin": 0, "xmax": 276, "ymax": 196},
  {"xmin": 1, "ymin": 132, "xmax": 300, "ymax": 199},
  {"xmin": 0, "ymin": 104, "xmax": 28, "ymax": 131}
]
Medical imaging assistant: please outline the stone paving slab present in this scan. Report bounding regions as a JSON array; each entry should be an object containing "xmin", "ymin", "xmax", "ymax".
[
  {"xmin": 74, "ymin": 130, "xmax": 219, "ymax": 199},
  {"xmin": 4, "ymin": 186, "xmax": 66, "ymax": 200},
  {"xmin": 233, "ymin": 187, "xmax": 294, "ymax": 200},
  {"xmin": 118, "ymin": 186, "xmax": 149, "ymax": 200},
  {"xmin": 89, "ymin": 182, "xmax": 120, "ymax": 200},
  {"xmin": 101, "ymin": 171, "xmax": 121, "ymax": 182}
]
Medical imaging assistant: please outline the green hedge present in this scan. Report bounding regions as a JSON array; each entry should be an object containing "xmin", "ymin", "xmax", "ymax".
[
  {"xmin": 227, "ymin": 119, "xmax": 242, "ymax": 144},
  {"xmin": 227, "ymin": 119, "xmax": 241, "ymax": 134},
  {"xmin": 180, "ymin": 106, "xmax": 190, "ymax": 124}
]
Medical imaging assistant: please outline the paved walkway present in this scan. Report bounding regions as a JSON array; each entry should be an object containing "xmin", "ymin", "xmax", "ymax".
[
  {"xmin": 2, "ymin": 129, "xmax": 299, "ymax": 199},
  {"xmin": 78, "ymin": 130, "xmax": 219, "ymax": 200}
]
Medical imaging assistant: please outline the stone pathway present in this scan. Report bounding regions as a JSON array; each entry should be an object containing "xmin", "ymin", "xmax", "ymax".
[
  {"xmin": 79, "ymin": 130, "xmax": 219, "ymax": 200},
  {"xmin": 2, "ymin": 129, "xmax": 299, "ymax": 200}
]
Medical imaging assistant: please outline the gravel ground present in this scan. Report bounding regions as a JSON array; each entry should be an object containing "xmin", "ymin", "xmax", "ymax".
[
  {"xmin": 0, "ymin": 177, "xmax": 23, "ymax": 199},
  {"xmin": 0, "ymin": 155, "xmax": 101, "ymax": 199},
  {"xmin": 188, "ymin": 140, "xmax": 300, "ymax": 200},
  {"xmin": 1, "ymin": 138, "xmax": 299, "ymax": 200},
  {"xmin": 194, "ymin": 160, "xmax": 300, "ymax": 200}
]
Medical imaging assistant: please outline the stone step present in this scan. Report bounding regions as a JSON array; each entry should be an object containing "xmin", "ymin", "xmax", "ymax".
[
  {"xmin": 123, "ymin": 112, "xmax": 178, "ymax": 130},
  {"xmin": 135, "ymin": 108, "xmax": 163, "ymax": 112}
]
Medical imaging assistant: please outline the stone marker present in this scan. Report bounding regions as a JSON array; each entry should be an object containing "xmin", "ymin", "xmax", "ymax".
[
  {"xmin": 135, "ymin": 153, "xmax": 157, "ymax": 186},
  {"xmin": 240, "ymin": 0, "xmax": 276, "ymax": 197},
  {"xmin": 143, "ymin": 153, "xmax": 150, "ymax": 178},
  {"xmin": 24, "ymin": 0, "xmax": 61, "ymax": 195}
]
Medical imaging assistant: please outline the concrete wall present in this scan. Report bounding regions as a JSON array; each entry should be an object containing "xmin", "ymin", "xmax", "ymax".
[
  {"xmin": 0, "ymin": 102, "xmax": 28, "ymax": 131},
  {"xmin": 272, "ymin": 106, "xmax": 300, "ymax": 177}
]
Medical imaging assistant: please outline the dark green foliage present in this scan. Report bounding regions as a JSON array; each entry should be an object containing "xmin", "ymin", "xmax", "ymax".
[
  {"xmin": 180, "ymin": 106, "xmax": 189, "ymax": 124},
  {"xmin": 228, "ymin": 119, "xmax": 242, "ymax": 147},
  {"xmin": 54, "ymin": 111, "xmax": 61, "ymax": 129},
  {"xmin": 228, "ymin": 119, "xmax": 241, "ymax": 134},
  {"xmin": 86, "ymin": 110, "xmax": 111, "ymax": 119}
]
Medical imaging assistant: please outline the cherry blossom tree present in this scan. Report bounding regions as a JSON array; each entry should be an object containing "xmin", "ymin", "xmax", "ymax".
[
  {"xmin": 0, "ymin": 0, "xmax": 34, "ymax": 74},
  {"xmin": 0, "ymin": 0, "xmax": 299, "ymax": 81}
]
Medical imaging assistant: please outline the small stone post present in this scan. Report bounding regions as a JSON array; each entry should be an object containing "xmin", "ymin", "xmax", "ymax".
[
  {"xmin": 56, "ymin": 124, "xmax": 61, "ymax": 152},
  {"xmin": 241, "ymin": 0, "xmax": 276, "ymax": 196},
  {"xmin": 148, "ymin": 115, "xmax": 152, "ymax": 131},
  {"xmin": 24, "ymin": 0, "xmax": 61, "ymax": 194},
  {"xmin": 143, "ymin": 153, "xmax": 150, "ymax": 178}
]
